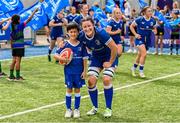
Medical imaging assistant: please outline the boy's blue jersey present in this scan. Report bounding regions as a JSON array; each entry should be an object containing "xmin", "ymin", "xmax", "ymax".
[
  {"xmin": 133, "ymin": 16, "xmax": 157, "ymax": 37},
  {"xmin": 107, "ymin": 18, "xmax": 123, "ymax": 44},
  {"xmin": 66, "ymin": 14, "xmax": 78, "ymax": 23},
  {"xmin": 56, "ymin": 41, "xmax": 88, "ymax": 74},
  {"xmin": 78, "ymin": 28, "xmax": 112, "ymax": 58},
  {"xmin": 51, "ymin": 15, "xmax": 64, "ymax": 35}
]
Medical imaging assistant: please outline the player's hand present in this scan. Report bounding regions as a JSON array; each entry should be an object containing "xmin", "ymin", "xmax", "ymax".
[
  {"xmin": 58, "ymin": 41, "xmax": 65, "ymax": 48},
  {"xmin": 121, "ymin": 36, "xmax": 125, "ymax": 41},
  {"xmin": 59, "ymin": 56, "xmax": 69, "ymax": 64},
  {"xmin": 58, "ymin": 23, "xmax": 63, "ymax": 26},
  {"xmin": 116, "ymin": 29, "xmax": 121, "ymax": 34},
  {"xmin": 103, "ymin": 62, "xmax": 112, "ymax": 68},
  {"xmin": 153, "ymin": 29, "xmax": 157, "ymax": 35},
  {"xmin": 81, "ymin": 71, "xmax": 87, "ymax": 79},
  {"xmin": 152, "ymin": 16, "xmax": 159, "ymax": 21},
  {"xmin": 135, "ymin": 34, "xmax": 141, "ymax": 39}
]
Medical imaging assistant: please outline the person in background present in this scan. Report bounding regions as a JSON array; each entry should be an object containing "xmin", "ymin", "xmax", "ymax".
[
  {"xmin": 66, "ymin": 6, "xmax": 78, "ymax": 23},
  {"xmin": 88, "ymin": 8, "xmax": 100, "ymax": 27},
  {"xmin": 73, "ymin": 4, "xmax": 89, "ymax": 25},
  {"xmin": 48, "ymin": 10, "xmax": 68, "ymax": 62},
  {"xmin": 154, "ymin": 7, "xmax": 164, "ymax": 55},
  {"xmin": 130, "ymin": 6, "xmax": 157, "ymax": 78},
  {"xmin": 127, "ymin": 9, "xmax": 137, "ymax": 53},
  {"xmin": 8, "ymin": 8, "xmax": 39, "ymax": 81},
  {"xmin": 169, "ymin": 10, "xmax": 180, "ymax": 55},
  {"xmin": 162, "ymin": 5, "xmax": 171, "ymax": 19},
  {"xmin": 124, "ymin": 1, "xmax": 131, "ymax": 18},
  {"xmin": 0, "ymin": 18, "xmax": 11, "ymax": 77},
  {"xmin": 106, "ymin": 8, "xmax": 123, "ymax": 68}
]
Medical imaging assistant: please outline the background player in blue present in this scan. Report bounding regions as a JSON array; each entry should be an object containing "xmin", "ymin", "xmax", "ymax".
[
  {"xmin": 66, "ymin": 6, "xmax": 78, "ymax": 23},
  {"xmin": 79, "ymin": 17, "xmax": 117, "ymax": 118},
  {"xmin": 130, "ymin": 6, "xmax": 157, "ymax": 78},
  {"xmin": 48, "ymin": 10, "xmax": 67, "ymax": 62},
  {"xmin": 88, "ymin": 8, "xmax": 100, "ymax": 27},
  {"xmin": 154, "ymin": 8, "xmax": 164, "ymax": 55},
  {"xmin": 54, "ymin": 22, "xmax": 88, "ymax": 118},
  {"xmin": 73, "ymin": 4, "xmax": 89, "ymax": 25},
  {"xmin": 169, "ymin": 9, "xmax": 180, "ymax": 55},
  {"xmin": 106, "ymin": 8, "xmax": 124, "ymax": 68},
  {"xmin": 127, "ymin": 9, "xmax": 138, "ymax": 53},
  {"xmin": 0, "ymin": 18, "xmax": 11, "ymax": 77},
  {"xmin": 44, "ymin": 15, "xmax": 51, "ymax": 43}
]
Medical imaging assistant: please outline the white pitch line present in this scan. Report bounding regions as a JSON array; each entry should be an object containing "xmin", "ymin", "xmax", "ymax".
[
  {"xmin": 0, "ymin": 55, "xmax": 47, "ymax": 61},
  {"xmin": 0, "ymin": 72, "xmax": 180, "ymax": 120}
]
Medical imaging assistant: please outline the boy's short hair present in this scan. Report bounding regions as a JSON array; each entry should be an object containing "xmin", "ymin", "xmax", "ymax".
[{"xmin": 67, "ymin": 22, "xmax": 80, "ymax": 32}]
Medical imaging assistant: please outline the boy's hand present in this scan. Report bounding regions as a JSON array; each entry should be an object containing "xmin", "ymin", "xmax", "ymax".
[{"xmin": 59, "ymin": 56, "xmax": 69, "ymax": 64}]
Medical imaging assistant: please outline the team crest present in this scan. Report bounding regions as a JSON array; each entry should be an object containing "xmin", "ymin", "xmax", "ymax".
[
  {"xmin": 78, "ymin": 47, "xmax": 82, "ymax": 51},
  {"xmin": 150, "ymin": 22, "xmax": 154, "ymax": 26}
]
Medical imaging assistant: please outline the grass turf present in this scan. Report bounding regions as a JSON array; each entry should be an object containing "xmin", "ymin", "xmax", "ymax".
[{"xmin": 0, "ymin": 54, "xmax": 180, "ymax": 122}]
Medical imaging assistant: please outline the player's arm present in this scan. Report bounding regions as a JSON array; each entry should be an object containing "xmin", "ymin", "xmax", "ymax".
[
  {"xmin": 61, "ymin": 18, "xmax": 68, "ymax": 26},
  {"xmin": 152, "ymin": 20, "xmax": 158, "ymax": 35},
  {"xmin": 106, "ymin": 26, "xmax": 121, "ymax": 35},
  {"xmin": 122, "ymin": 14, "xmax": 129, "ymax": 21},
  {"xmin": 0, "ymin": 18, "xmax": 11, "ymax": 25},
  {"xmin": 81, "ymin": 58, "xmax": 88, "ymax": 79},
  {"xmin": 54, "ymin": 48, "xmax": 69, "ymax": 63},
  {"xmin": 54, "ymin": 53, "xmax": 67, "ymax": 62},
  {"xmin": 107, "ymin": 40, "xmax": 117, "ymax": 66},
  {"xmin": 49, "ymin": 19, "xmax": 63, "ymax": 27},
  {"xmin": 25, "ymin": 8, "xmax": 39, "ymax": 24},
  {"xmin": 81, "ymin": 46, "xmax": 89, "ymax": 79},
  {"xmin": 130, "ymin": 21, "xmax": 141, "ymax": 39},
  {"xmin": 1, "ymin": 19, "xmax": 11, "ymax": 31}
]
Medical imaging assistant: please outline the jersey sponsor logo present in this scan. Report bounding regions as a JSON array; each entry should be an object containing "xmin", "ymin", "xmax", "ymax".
[
  {"xmin": 83, "ymin": 41, "xmax": 86, "ymax": 44},
  {"xmin": 142, "ymin": 22, "xmax": 145, "ymax": 24},
  {"xmin": 90, "ymin": 47, "xmax": 95, "ymax": 50},
  {"xmin": 95, "ymin": 40, "xmax": 101, "ymax": 45}
]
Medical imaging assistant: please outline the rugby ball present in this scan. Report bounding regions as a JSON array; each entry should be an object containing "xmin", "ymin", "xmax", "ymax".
[{"xmin": 59, "ymin": 48, "xmax": 73, "ymax": 65}]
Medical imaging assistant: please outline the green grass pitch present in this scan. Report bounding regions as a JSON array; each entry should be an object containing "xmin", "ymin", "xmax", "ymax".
[{"xmin": 0, "ymin": 54, "xmax": 180, "ymax": 122}]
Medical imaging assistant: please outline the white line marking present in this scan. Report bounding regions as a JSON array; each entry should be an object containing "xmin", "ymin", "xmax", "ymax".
[
  {"xmin": 0, "ymin": 72, "xmax": 180, "ymax": 120},
  {"xmin": 0, "ymin": 55, "xmax": 47, "ymax": 61}
]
